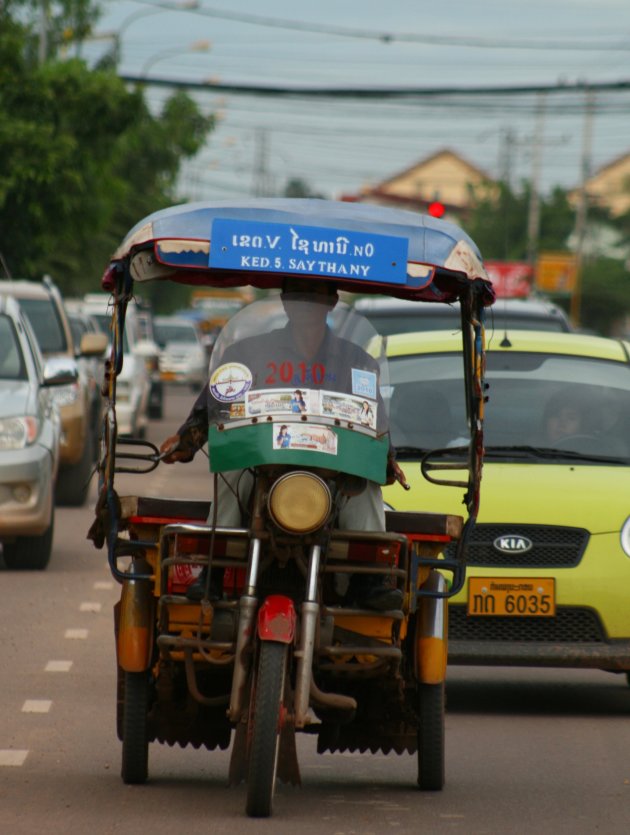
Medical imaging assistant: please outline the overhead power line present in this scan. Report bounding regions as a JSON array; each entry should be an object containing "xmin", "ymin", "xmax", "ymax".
[
  {"xmin": 120, "ymin": 74, "xmax": 630, "ymax": 97},
  {"xmin": 131, "ymin": 1, "xmax": 630, "ymax": 51}
]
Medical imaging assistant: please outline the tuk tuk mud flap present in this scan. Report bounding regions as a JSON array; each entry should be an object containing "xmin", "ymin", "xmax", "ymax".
[{"xmin": 208, "ymin": 422, "xmax": 389, "ymax": 483}]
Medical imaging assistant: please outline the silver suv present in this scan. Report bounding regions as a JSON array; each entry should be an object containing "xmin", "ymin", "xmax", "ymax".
[{"xmin": 0, "ymin": 279, "xmax": 107, "ymax": 506}]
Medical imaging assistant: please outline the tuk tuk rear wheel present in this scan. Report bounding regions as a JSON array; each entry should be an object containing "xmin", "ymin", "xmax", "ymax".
[
  {"xmin": 245, "ymin": 641, "xmax": 288, "ymax": 818},
  {"xmin": 417, "ymin": 681, "xmax": 445, "ymax": 791},
  {"xmin": 121, "ymin": 671, "xmax": 150, "ymax": 784}
]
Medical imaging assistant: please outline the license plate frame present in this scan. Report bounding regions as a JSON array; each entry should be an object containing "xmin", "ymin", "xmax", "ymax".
[{"xmin": 467, "ymin": 577, "xmax": 556, "ymax": 617}]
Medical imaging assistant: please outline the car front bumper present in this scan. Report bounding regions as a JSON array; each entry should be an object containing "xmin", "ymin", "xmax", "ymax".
[
  {"xmin": 448, "ymin": 638, "xmax": 630, "ymax": 671},
  {"xmin": 0, "ymin": 446, "xmax": 54, "ymax": 538}
]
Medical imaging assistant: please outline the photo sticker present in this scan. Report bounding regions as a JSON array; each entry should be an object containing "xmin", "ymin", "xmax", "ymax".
[
  {"xmin": 209, "ymin": 362, "xmax": 252, "ymax": 402},
  {"xmin": 351, "ymin": 368, "xmax": 377, "ymax": 400},
  {"xmin": 273, "ymin": 423, "xmax": 338, "ymax": 455},
  {"xmin": 246, "ymin": 388, "xmax": 315, "ymax": 417},
  {"xmin": 320, "ymin": 391, "xmax": 377, "ymax": 430}
]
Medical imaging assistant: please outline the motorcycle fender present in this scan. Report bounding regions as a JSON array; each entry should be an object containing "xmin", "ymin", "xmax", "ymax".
[
  {"xmin": 118, "ymin": 575, "xmax": 155, "ymax": 673},
  {"xmin": 416, "ymin": 571, "xmax": 448, "ymax": 685},
  {"xmin": 257, "ymin": 594, "xmax": 297, "ymax": 644}
]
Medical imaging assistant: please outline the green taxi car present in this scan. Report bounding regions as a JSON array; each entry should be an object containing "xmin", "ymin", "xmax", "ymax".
[{"xmin": 383, "ymin": 330, "xmax": 630, "ymax": 680}]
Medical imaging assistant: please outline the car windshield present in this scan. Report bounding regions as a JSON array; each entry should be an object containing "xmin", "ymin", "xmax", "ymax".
[
  {"xmin": 154, "ymin": 322, "xmax": 199, "ymax": 347},
  {"xmin": 0, "ymin": 315, "xmax": 26, "ymax": 380},
  {"xmin": 19, "ymin": 297, "xmax": 67, "ymax": 353},
  {"xmin": 388, "ymin": 351, "xmax": 630, "ymax": 461},
  {"xmin": 208, "ymin": 295, "xmax": 387, "ymax": 431}
]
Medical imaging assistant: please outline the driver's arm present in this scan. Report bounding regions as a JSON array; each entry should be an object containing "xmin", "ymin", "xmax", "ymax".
[{"xmin": 160, "ymin": 386, "xmax": 209, "ymax": 463}]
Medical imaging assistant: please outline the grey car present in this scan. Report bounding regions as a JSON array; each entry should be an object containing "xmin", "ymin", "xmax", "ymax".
[
  {"xmin": 353, "ymin": 295, "xmax": 573, "ymax": 335},
  {"xmin": 0, "ymin": 294, "xmax": 77, "ymax": 569}
]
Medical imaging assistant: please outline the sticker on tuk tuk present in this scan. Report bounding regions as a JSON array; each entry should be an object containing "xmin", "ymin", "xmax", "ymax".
[
  {"xmin": 246, "ymin": 388, "xmax": 315, "ymax": 417},
  {"xmin": 320, "ymin": 391, "xmax": 377, "ymax": 430},
  {"xmin": 229, "ymin": 402, "xmax": 246, "ymax": 419},
  {"xmin": 209, "ymin": 362, "xmax": 252, "ymax": 402},
  {"xmin": 273, "ymin": 423, "xmax": 338, "ymax": 455},
  {"xmin": 351, "ymin": 369, "xmax": 377, "ymax": 400},
  {"xmin": 209, "ymin": 219, "xmax": 409, "ymax": 284}
]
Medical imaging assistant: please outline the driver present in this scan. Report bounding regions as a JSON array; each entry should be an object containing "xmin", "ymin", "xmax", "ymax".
[{"xmin": 160, "ymin": 278, "xmax": 406, "ymax": 610}]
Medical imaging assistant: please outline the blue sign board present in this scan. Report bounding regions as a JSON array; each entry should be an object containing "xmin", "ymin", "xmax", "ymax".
[{"xmin": 209, "ymin": 219, "xmax": 409, "ymax": 284}]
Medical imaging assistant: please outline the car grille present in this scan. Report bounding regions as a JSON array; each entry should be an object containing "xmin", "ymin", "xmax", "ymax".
[
  {"xmin": 449, "ymin": 605, "xmax": 607, "ymax": 643},
  {"xmin": 446, "ymin": 524, "xmax": 589, "ymax": 567}
]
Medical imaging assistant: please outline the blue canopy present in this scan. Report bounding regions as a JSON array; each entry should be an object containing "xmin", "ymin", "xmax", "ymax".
[{"xmin": 108, "ymin": 199, "xmax": 493, "ymax": 304}]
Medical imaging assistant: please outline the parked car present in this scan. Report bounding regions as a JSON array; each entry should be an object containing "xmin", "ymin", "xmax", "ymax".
[
  {"xmin": 0, "ymin": 294, "xmax": 77, "ymax": 569},
  {"xmin": 79, "ymin": 294, "xmax": 157, "ymax": 435},
  {"xmin": 0, "ymin": 278, "xmax": 107, "ymax": 506},
  {"xmin": 354, "ymin": 295, "xmax": 573, "ymax": 335},
  {"xmin": 153, "ymin": 315, "xmax": 207, "ymax": 390},
  {"xmin": 382, "ymin": 329, "xmax": 630, "ymax": 680},
  {"xmin": 66, "ymin": 309, "xmax": 106, "ymax": 456}
]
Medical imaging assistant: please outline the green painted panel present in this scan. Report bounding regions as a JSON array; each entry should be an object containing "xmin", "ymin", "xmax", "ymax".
[{"xmin": 208, "ymin": 423, "xmax": 388, "ymax": 483}]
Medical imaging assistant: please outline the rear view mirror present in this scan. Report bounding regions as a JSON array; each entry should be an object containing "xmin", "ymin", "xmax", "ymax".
[
  {"xmin": 43, "ymin": 357, "xmax": 79, "ymax": 387},
  {"xmin": 80, "ymin": 331, "xmax": 108, "ymax": 357}
]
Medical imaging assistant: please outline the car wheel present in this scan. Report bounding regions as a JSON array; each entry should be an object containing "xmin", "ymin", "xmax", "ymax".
[
  {"xmin": 3, "ymin": 510, "xmax": 55, "ymax": 570},
  {"xmin": 55, "ymin": 431, "xmax": 93, "ymax": 507}
]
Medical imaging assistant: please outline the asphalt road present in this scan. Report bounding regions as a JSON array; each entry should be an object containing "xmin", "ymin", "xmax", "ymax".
[{"xmin": 1, "ymin": 387, "xmax": 629, "ymax": 834}]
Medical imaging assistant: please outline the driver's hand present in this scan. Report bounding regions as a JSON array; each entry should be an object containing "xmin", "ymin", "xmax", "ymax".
[
  {"xmin": 160, "ymin": 434, "xmax": 189, "ymax": 464},
  {"xmin": 386, "ymin": 458, "xmax": 410, "ymax": 490}
]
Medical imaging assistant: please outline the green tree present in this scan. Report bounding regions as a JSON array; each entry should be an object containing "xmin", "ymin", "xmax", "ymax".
[{"xmin": 0, "ymin": 5, "xmax": 214, "ymax": 296}]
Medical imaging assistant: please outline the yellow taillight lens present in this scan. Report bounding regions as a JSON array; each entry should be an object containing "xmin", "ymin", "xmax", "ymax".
[{"xmin": 267, "ymin": 471, "xmax": 332, "ymax": 534}]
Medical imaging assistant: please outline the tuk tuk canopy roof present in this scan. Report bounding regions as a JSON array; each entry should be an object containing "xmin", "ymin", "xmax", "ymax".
[{"xmin": 107, "ymin": 199, "xmax": 494, "ymax": 305}]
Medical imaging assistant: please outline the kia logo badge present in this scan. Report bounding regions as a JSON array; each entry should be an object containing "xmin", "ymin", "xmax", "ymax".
[{"xmin": 493, "ymin": 535, "xmax": 533, "ymax": 554}]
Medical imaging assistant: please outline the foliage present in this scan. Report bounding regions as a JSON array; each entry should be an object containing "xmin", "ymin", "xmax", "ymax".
[
  {"xmin": 0, "ymin": 6, "xmax": 214, "ymax": 297},
  {"xmin": 465, "ymin": 181, "xmax": 575, "ymax": 261},
  {"xmin": 283, "ymin": 177, "xmax": 324, "ymax": 199},
  {"xmin": 464, "ymin": 179, "xmax": 630, "ymax": 335},
  {"xmin": 575, "ymin": 258, "xmax": 630, "ymax": 336}
]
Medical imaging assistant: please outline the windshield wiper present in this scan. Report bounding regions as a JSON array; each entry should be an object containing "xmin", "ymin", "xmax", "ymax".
[{"xmin": 483, "ymin": 445, "xmax": 627, "ymax": 464}]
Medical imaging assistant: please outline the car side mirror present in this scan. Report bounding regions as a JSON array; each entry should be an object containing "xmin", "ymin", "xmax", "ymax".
[
  {"xmin": 80, "ymin": 332, "xmax": 108, "ymax": 357},
  {"xmin": 43, "ymin": 357, "xmax": 80, "ymax": 387}
]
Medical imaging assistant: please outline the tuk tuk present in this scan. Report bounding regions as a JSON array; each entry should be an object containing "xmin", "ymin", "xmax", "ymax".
[{"xmin": 88, "ymin": 199, "xmax": 493, "ymax": 817}]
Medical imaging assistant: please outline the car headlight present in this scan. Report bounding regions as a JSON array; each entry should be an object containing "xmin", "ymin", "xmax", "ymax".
[
  {"xmin": 0, "ymin": 416, "xmax": 39, "ymax": 449},
  {"xmin": 51, "ymin": 382, "xmax": 80, "ymax": 407},
  {"xmin": 621, "ymin": 517, "xmax": 630, "ymax": 558},
  {"xmin": 267, "ymin": 471, "xmax": 332, "ymax": 533}
]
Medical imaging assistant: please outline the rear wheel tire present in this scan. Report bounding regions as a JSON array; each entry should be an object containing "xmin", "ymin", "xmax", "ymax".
[
  {"xmin": 417, "ymin": 682, "xmax": 445, "ymax": 791},
  {"xmin": 246, "ymin": 641, "xmax": 288, "ymax": 818},
  {"xmin": 3, "ymin": 510, "xmax": 54, "ymax": 571},
  {"xmin": 121, "ymin": 671, "xmax": 150, "ymax": 785}
]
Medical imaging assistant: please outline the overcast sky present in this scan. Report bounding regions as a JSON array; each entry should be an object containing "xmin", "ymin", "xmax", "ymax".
[{"xmin": 89, "ymin": 0, "xmax": 630, "ymax": 201}]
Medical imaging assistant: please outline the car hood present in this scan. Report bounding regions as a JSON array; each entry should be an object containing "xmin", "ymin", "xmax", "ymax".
[
  {"xmin": 0, "ymin": 381, "xmax": 34, "ymax": 418},
  {"xmin": 383, "ymin": 461, "xmax": 630, "ymax": 534}
]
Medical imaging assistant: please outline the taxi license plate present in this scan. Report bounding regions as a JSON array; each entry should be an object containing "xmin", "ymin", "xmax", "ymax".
[{"xmin": 467, "ymin": 577, "xmax": 555, "ymax": 617}]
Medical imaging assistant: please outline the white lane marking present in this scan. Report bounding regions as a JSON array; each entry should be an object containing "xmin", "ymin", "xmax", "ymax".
[
  {"xmin": 0, "ymin": 750, "xmax": 28, "ymax": 766},
  {"xmin": 93, "ymin": 581, "xmax": 114, "ymax": 590},
  {"xmin": 22, "ymin": 700, "xmax": 52, "ymax": 713},
  {"xmin": 80, "ymin": 601, "xmax": 102, "ymax": 613},
  {"xmin": 45, "ymin": 660, "xmax": 73, "ymax": 672},
  {"xmin": 65, "ymin": 628, "xmax": 88, "ymax": 639}
]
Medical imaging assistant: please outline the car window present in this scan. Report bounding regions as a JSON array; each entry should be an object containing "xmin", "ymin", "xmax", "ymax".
[
  {"xmin": 388, "ymin": 351, "xmax": 630, "ymax": 459},
  {"xmin": 68, "ymin": 314, "xmax": 88, "ymax": 347},
  {"xmin": 18, "ymin": 297, "xmax": 68, "ymax": 353},
  {"xmin": 0, "ymin": 315, "xmax": 27, "ymax": 379},
  {"xmin": 154, "ymin": 322, "xmax": 199, "ymax": 347}
]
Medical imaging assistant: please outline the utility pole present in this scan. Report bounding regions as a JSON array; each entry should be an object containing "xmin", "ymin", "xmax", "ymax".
[
  {"xmin": 526, "ymin": 92, "xmax": 546, "ymax": 267},
  {"xmin": 571, "ymin": 89, "xmax": 595, "ymax": 325},
  {"xmin": 252, "ymin": 128, "xmax": 274, "ymax": 197}
]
